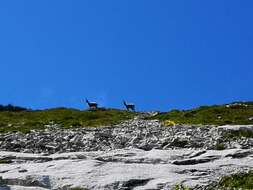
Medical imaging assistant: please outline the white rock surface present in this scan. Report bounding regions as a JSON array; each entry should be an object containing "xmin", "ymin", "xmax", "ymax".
[
  {"xmin": 218, "ymin": 125, "xmax": 253, "ymax": 131},
  {"xmin": 1, "ymin": 148, "xmax": 253, "ymax": 190},
  {"xmin": 1, "ymin": 120, "xmax": 253, "ymax": 189}
]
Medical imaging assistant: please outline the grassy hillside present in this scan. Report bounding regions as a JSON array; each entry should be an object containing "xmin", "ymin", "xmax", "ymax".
[
  {"xmin": 0, "ymin": 101, "xmax": 253, "ymax": 133},
  {"xmin": 0, "ymin": 108, "xmax": 135, "ymax": 133},
  {"xmin": 152, "ymin": 102, "xmax": 253, "ymax": 125}
]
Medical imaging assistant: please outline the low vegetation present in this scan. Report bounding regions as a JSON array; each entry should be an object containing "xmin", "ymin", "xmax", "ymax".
[
  {"xmin": 218, "ymin": 171, "xmax": 253, "ymax": 189},
  {"xmin": 0, "ymin": 159, "xmax": 13, "ymax": 164},
  {"xmin": 70, "ymin": 188, "xmax": 89, "ymax": 190},
  {"xmin": 0, "ymin": 107, "xmax": 135, "ymax": 133},
  {"xmin": 152, "ymin": 102, "xmax": 253, "ymax": 126},
  {"xmin": 173, "ymin": 183, "xmax": 190, "ymax": 190},
  {"xmin": 215, "ymin": 142, "xmax": 226, "ymax": 150},
  {"xmin": 223, "ymin": 129, "xmax": 253, "ymax": 139},
  {"xmin": 173, "ymin": 171, "xmax": 253, "ymax": 190},
  {"xmin": 207, "ymin": 170, "xmax": 253, "ymax": 189}
]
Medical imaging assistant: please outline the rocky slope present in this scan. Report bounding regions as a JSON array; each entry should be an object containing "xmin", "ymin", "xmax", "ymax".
[
  {"xmin": 1, "ymin": 148, "xmax": 253, "ymax": 190},
  {"xmin": 1, "ymin": 118, "xmax": 253, "ymax": 154},
  {"xmin": 1, "ymin": 117, "xmax": 253, "ymax": 189}
]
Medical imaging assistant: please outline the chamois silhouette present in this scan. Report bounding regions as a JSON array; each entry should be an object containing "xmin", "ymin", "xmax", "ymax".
[
  {"xmin": 123, "ymin": 100, "xmax": 135, "ymax": 111},
  {"xmin": 86, "ymin": 98, "xmax": 98, "ymax": 110}
]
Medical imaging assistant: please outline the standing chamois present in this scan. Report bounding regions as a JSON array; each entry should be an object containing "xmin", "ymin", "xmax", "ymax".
[
  {"xmin": 123, "ymin": 100, "xmax": 135, "ymax": 111},
  {"xmin": 85, "ymin": 98, "xmax": 98, "ymax": 110}
]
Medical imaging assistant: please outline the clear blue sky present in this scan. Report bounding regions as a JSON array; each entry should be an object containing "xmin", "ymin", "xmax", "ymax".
[{"xmin": 0, "ymin": 1, "xmax": 252, "ymax": 111}]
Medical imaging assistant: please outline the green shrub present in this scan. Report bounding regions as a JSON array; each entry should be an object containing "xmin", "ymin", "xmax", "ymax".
[
  {"xmin": 215, "ymin": 143, "xmax": 226, "ymax": 150},
  {"xmin": 217, "ymin": 170, "xmax": 253, "ymax": 189},
  {"xmin": 173, "ymin": 183, "xmax": 190, "ymax": 190}
]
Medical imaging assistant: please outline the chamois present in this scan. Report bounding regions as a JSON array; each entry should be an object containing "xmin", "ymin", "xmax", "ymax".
[
  {"xmin": 123, "ymin": 100, "xmax": 135, "ymax": 111},
  {"xmin": 86, "ymin": 98, "xmax": 98, "ymax": 110}
]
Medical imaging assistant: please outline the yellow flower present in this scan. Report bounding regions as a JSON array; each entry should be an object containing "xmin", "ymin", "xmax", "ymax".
[{"xmin": 163, "ymin": 120, "xmax": 176, "ymax": 126}]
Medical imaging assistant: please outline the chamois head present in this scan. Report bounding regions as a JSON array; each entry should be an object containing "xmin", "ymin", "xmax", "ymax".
[{"xmin": 85, "ymin": 98, "xmax": 98, "ymax": 110}]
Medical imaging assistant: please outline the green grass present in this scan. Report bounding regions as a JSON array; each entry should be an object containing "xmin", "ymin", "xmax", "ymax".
[
  {"xmin": 215, "ymin": 170, "xmax": 253, "ymax": 189},
  {"xmin": 0, "ymin": 108, "xmax": 136, "ymax": 133},
  {"xmin": 151, "ymin": 102, "xmax": 253, "ymax": 125}
]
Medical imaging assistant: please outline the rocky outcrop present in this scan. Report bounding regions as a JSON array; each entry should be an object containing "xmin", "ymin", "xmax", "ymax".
[
  {"xmin": 1, "ymin": 118, "xmax": 253, "ymax": 189},
  {"xmin": 1, "ymin": 148, "xmax": 253, "ymax": 190},
  {"xmin": 1, "ymin": 118, "xmax": 253, "ymax": 154}
]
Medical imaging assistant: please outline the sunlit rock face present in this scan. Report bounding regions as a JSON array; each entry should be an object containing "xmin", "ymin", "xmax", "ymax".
[
  {"xmin": 1, "ymin": 118, "xmax": 253, "ymax": 189},
  {"xmin": 1, "ymin": 149, "xmax": 253, "ymax": 190}
]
